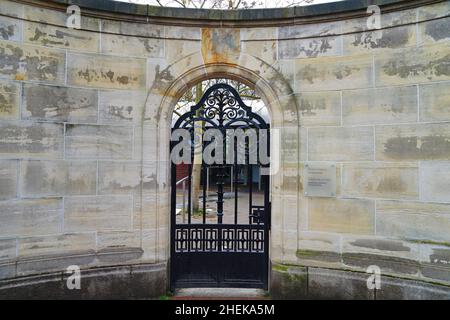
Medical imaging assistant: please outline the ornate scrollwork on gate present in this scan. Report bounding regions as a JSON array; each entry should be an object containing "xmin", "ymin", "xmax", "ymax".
[{"xmin": 173, "ymin": 83, "xmax": 268, "ymax": 130}]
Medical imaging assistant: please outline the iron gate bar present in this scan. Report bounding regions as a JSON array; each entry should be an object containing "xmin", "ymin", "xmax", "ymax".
[
  {"xmin": 202, "ymin": 164, "xmax": 207, "ymax": 225},
  {"xmin": 234, "ymin": 139, "xmax": 238, "ymax": 225}
]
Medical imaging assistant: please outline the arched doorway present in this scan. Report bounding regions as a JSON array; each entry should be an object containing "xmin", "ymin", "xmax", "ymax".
[
  {"xmin": 144, "ymin": 60, "xmax": 299, "ymax": 291},
  {"xmin": 170, "ymin": 80, "xmax": 271, "ymax": 289}
]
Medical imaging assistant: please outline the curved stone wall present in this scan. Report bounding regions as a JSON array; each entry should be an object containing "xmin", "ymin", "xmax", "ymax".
[{"xmin": 0, "ymin": 0, "xmax": 449, "ymax": 299}]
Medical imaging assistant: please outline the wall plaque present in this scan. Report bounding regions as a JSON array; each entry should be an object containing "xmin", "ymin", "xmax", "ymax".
[{"xmin": 304, "ymin": 163, "xmax": 336, "ymax": 197}]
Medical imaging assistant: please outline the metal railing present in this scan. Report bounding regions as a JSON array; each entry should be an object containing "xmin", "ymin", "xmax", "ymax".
[{"xmin": 175, "ymin": 175, "xmax": 190, "ymax": 223}]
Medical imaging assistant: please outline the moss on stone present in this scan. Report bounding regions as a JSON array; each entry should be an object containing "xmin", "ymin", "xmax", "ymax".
[
  {"xmin": 296, "ymin": 249, "xmax": 322, "ymax": 258},
  {"xmin": 272, "ymin": 263, "xmax": 289, "ymax": 273},
  {"xmin": 406, "ymin": 239, "xmax": 450, "ymax": 248}
]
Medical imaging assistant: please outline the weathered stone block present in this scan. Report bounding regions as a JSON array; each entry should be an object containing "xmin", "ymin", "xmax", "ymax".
[
  {"xmin": 0, "ymin": 0, "xmax": 23, "ymax": 20},
  {"xmin": 296, "ymin": 91, "xmax": 341, "ymax": 127},
  {"xmin": 24, "ymin": 5, "xmax": 99, "ymax": 30},
  {"xmin": 420, "ymin": 161, "xmax": 450, "ymax": 203},
  {"xmin": 376, "ymin": 201, "xmax": 450, "ymax": 242},
  {"xmin": 420, "ymin": 17, "xmax": 450, "ymax": 45},
  {"xmin": 101, "ymin": 20, "xmax": 162, "ymax": 38},
  {"xmin": 279, "ymin": 21, "xmax": 341, "ymax": 39},
  {"xmin": 99, "ymin": 90, "xmax": 145, "ymax": 125},
  {"xmin": 308, "ymin": 267, "xmax": 375, "ymax": 300},
  {"xmin": 16, "ymin": 254, "xmax": 95, "ymax": 277},
  {"xmin": 242, "ymin": 39, "xmax": 276, "ymax": 64},
  {"xmin": 308, "ymin": 126, "xmax": 374, "ymax": 161},
  {"xmin": 278, "ymin": 126, "xmax": 299, "ymax": 165},
  {"xmin": 67, "ymin": 53, "xmax": 146, "ymax": 90},
  {"xmin": 376, "ymin": 123, "xmax": 450, "ymax": 161},
  {"xmin": 420, "ymin": 81, "xmax": 450, "ymax": 122},
  {"xmin": 0, "ymin": 238, "xmax": 16, "ymax": 261},
  {"xmin": 0, "ymin": 122, "xmax": 63, "ymax": 159},
  {"xmin": 98, "ymin": 161, "xmax": 141, "ymax": 194},
  {"xmin": 0, "ymin": 262, "xmax": 15, "ymax": 280},
  {"xmin": 101, "ymin": 34, "xmax": 164, "ymax": 58},
  {"xmin": 376, "ymin": 277, "xmax": 450, "ymax": 300},
  {"xmin": 0, "ymin": 40, "xmax": 65, "ymax": 83},
  {"xmin": 342, "ymin": 252, "xmax": 420, "ymax": 275},
  {"xmin": 342, "ymin": 86, "xmax": 418, "ymax": 125},
  {"xmin": 418, "ymin": 1, "xmax": 450, "ymax": 21},
  {"xmin": 166, "ymin": 25, "xmax": 201, "ymax": 40},
  {"xmin": 343, "ymin": 163, "xmax": 419, "ymax": 199},
  {"xmin": 65, "ymin": 124, "xmax": 133, "ymax": 159},
  {"xmin": 241, "ymin": 27, "xmax": 276, "ymax": 41},
  {"xmin": 421, "ymin": 244, "xmax": 450, "ymax": 282},
  {"xmin": 375, "ymin": 44, "xmax": 450, "ymax": 86},
  {"xmin": 22, "ymin": 84, "xmax": 98, "ymax": 123},
  {"xmin": 309, "ymin": 198, "xmax": 375, "ymax": 235},
  {"xmin": 297, "ymin": 231, "xmax": 342, "ymax": 264},
  {"xmin": 343, "ymin": 25, "xmax": 416, "ymax": 54},
  {"xmin": 147, "ymin": 58, "xmax": 169, "ymax": 92},
  {"xmin": 165, "ymin": 39, "xmax": 201, "ymax": 65},
  {"xmin": 296, "ymin": 54, "xmax": 373, "ymax": 91},
  {"xmin": 342, "ymin": 236, "xmax": 421, "ymax": 275},
  {"xmin": 0, "ymin": 79, "xmax": 19, "ymax": 120},
  {"xmin": 20, "ymin": 160, "xmax": 97, "ymax": 197},
  {"xmin": 270, "ymin": 264, "xmax": 308, "ymax": 300},
  {"xmin": 273, "ymin": 59, "xmax": 295, "ymax": 90},
  {"xmin": 18, "ymin": 233, "xmax": 96, "ymax": 257},
  {"xmin": 201, "ymin": 28, "xmax": 240, "ymax": 64},
  {"xmin": 24, "ymin": 21, "xmax": 99, "ymax": 52},
  {"xmin": 0, "ymin": 198, "xmax": 62, "ymax": 237},
  {"xmin": 97, "ymin": 230, "xmax": 141, "ymax": 251},
  {"xmin": 0, "ymin": 159, "xmax": 17, "ymax": 200},
  {"xmin": 278, "ymin": 36, "xmax": 342, "ymax": 60},
  {"xmin": 0, "ymin": 16, "xmax": 21, "ymax": 42},
  {"xmin": 342, "ymin": 8, "xmax": 416, "ymax": 34},
  {"xmin": 64, "ymin": 196, "xmax": 133, "ymax": 232},
  {"xmin": 343, "ymin": 236, "xmax": 418, "ymax": 260}
]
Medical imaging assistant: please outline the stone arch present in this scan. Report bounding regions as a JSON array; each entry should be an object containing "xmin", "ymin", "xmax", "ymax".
[{"xmin": 141, "ymin": 52, "xmax": 301, "ymax": 264}]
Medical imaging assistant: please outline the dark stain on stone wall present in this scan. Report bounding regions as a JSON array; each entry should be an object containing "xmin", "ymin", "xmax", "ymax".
[
  {"xmin": 350, "ymin": 239, "xmax": 411, "ymax": 252},
  {"xmin": 23, "ymin": 85, "xmax": 97, "ymax": 121},
  {"xmin": 384, "ymin": 135, "xmax": 450, "ymax": 160},
  {"xmin": 333, "ymin": 66, "xmax": 358, "ymax": 80},
  {"xmin": 107, "ymin": 105, "xmax": 133, "ymax": 120},
  {"xmin": 430, "ymin": 248, "xmax": 450, "ymax": 265},
  {"xmin": 383, "ymin": 54, "xmax": 450, "ymax": 79},
  {"xmin": 300, "ymin": 65, "xmax": 319, "ymax": 84},
  {"xmin": 343, "ymin": 252, "xmax": 420, "ymax": 275},
  {"xmin": 0, "ymin": 43, "xmax": 61, "ymax": 81},
  {"xmin": 0, "ymin": 123, "xmax": 62, "ymax": 154},
  {"xmin": 0, "ymin": 25, "xmax": 14, "ymax": 40},
  {"xmin": 299, "ymin": 97, "xmax": 327, "ymax": 116},
  {"xmin": 425, "ymin": 19, "xmax": 450, "ymax": 41},
  {"xmin": 0, "ymin": 85, "xmax": 14, "ymax": 114},
  {"xmin": 376, "ymin": 176, "xmax": 407, "ymax": 193},
  {"xmin": 29, "ymin": 27, "xmax": 89, "ymax": 47},
  {"xmin": 351, "ymin": 27, "xmax": 410, "ymax": 49},
  {"xmin": 77, "ymin": 68, "xmax": 137, "ymax": 86},
  {"xmin": 139, "ymin": 38, "xmax": 157, "ymax": 53},
  {"xmin": 280, "ymin": 38, "xmax": 334, "ymax": 59}
]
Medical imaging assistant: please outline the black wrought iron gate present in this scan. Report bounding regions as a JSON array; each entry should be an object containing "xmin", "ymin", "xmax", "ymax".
[{"xmin": 170, "ymin": 83, "xmax": 270, "ymax": 289}]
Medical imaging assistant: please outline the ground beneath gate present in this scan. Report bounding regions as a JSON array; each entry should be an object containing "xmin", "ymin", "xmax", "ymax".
[{"xmin": 171, "ymin": 288, "xmax": 270, "ymax": 300}]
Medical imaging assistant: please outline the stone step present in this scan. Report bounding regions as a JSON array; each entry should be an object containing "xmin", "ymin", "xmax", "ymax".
[{"xmin": 172, "ymin": 288, "xmax": 270, "ymax": 300}]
